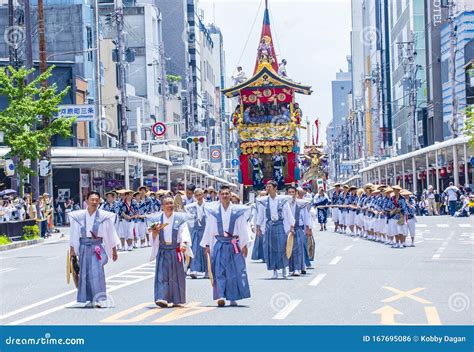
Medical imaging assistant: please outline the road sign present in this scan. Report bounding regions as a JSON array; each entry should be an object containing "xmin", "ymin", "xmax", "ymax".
[
  {"xmin": 151, "ymin": 122, "xmax": 167, "ymax": 137},
  {"xmin": 210, "ymin": 145, "xmax": 222, "ymax": 163},
  {"xmin": 470, "ymin": 156, "xmax": 474, "ymax": 165},
  {"xmin": 231, "ymin": 159, "xmax": 239, "ymax": 167}
]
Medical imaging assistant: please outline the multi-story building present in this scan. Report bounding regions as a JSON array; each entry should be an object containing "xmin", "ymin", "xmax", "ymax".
[
  {"xmin": 441, "ymin": 10, "xmax": 474, "ymax": 139},
  {"xmin": 0, "ymin": 0, "xmax": 101, "ymax": 147},
  {"xmin": 327, "ymin": 59, "xmax": 352, "ymax": 182}
]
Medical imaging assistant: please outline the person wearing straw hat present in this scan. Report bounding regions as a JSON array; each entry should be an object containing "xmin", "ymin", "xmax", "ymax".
[
  {"xmin": 314, "ymin": 187, "xmax": 330, "ymax": 231},
  {"xmin": 365, "ymin": 188, "xmax": 379, "ymax": 241},
  {"xmin": 286, "ymin": 186, "xmax": 311, "ymax": 276},
  {"xmin": 346, "ymin": 186, "xmax": 358, "ymax": 236},
  {"xmin": 256, "ymin": 180, "xmax": 295, "ymax": 279},
  {"xmin": 360, "ymin": 186, "xmax": 372, "ymax": 239},
  {"xmin": 339, "ymin": 185, "xmax": 350, "ymax": 234},
  {"xmin": 375, "ymin": 187, "xmax": 388, "ymax": 243},
  {"xmin": 230, "ymin": 192, "xmax": 241, "ymax": 204},
  {"xmin": 117, "ymin": 190, "xmax": 135, "ymax": 251},
  {"xmin": 401, "ymin": 189, "xmax": 417, "ymax": 246},
  {"xmin": 331, "ymin": 183, "xmax": 342, "ymax": 233},
  {"xmin": 354, "ymin": 188, "xmax": 365, "ymax": 236},
  {"xmin": 185, "ymin": 188, "xmax": 208, "ymax": 279},
  {"xmin": 132, "ymin": 191, "xmax": 149, "ymax": 248},
  {"xmin": 147, "ymin": 194, "xmax": 193, "ymax": 308},
  {"xmin": 201, "ymin": 185, "xmax": 251, "ymax": 307},
  {"xmin": 384, "ymin": 186, "xmax": 407, "ymax": 248}
]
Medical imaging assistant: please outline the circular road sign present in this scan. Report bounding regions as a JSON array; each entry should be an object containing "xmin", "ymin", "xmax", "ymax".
[
  {"xmin": 152, "ymin": 122, "xmax": 167, "ymax": 137},
  {"xmin": 210, "ymin": 148, "xmax": 222, "ymax": 160}
]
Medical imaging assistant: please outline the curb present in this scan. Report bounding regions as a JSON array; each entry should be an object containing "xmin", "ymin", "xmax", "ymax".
[{"xmin": 0, "ymin": 238, "xmax": 45, "ymax": 252}]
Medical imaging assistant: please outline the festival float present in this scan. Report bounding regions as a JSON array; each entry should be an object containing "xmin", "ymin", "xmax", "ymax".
[{"xmin": 222, "ymin": 1, "xmax": 312, "ymax": 194}]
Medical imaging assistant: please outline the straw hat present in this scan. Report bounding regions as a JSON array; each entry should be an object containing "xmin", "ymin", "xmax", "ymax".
[
  {"xmin": 392, "ymin": 185, "xmax": 402, "ymax": 191},
  {"xmin": 384, "ymin": 187, "xmax": 393, "ymax": 194},
  {"xmin": 400, "ymin": 189, "xmax": 412, "ymax": 196}
]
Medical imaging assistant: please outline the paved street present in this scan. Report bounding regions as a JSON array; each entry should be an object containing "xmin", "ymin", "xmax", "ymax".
[{"xmin": 0, "ymin": 216, "xmax": 472, "ymax": 326}]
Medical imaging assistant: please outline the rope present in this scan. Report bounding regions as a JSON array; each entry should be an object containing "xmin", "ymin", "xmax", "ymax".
[
  {"xmin": 269, "ymin": 7, "xmax": 282, "ymax": 60},
  {"xmin": 235, "ymin": 0, "xmax": 263, "ymax": 68}
]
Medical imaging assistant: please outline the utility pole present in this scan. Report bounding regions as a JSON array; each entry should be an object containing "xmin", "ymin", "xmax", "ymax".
[
  {"xmin": 448, "ymin": 1, "xmax": 458, "ymax": 138},
  {"xmin": 23, "ymin": 0, "xmax": 39, "ymax": 206},
  {"xmin": 37, "ymin": 0, "xmax": 54, "ymax": 196},
  {"xmin": 8, "ymin": 0, "xmax": 14, "ymax": 67},
  {"xmin": 398, "ymin": 38, "xmax": 420, "ymax": 152},
  {"xmin": 115, "ymin": 0, "xmax": 128, "ymax": 150}
]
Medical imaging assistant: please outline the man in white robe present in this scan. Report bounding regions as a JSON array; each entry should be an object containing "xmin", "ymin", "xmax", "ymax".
[{"xmin": 69, "ymin": 191, "xmax": 120, "ymax": 307}]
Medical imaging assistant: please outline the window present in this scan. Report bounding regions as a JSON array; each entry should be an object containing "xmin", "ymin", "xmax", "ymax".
[
  {"xmin": 441, "ymin": 58, "xmax": 449, "ymax": 84},
  {"xmin": 86, "ymin": 26, "xmax": 93, "ymax": 62}
]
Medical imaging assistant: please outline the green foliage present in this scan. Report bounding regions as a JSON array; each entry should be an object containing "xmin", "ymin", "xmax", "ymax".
[
  {"xmin": 0, "ymin": 235, "xmax": 12, "ymax": 245},
  {"xmin": 0, "ymin": 65, "xmax": 76, "ymax": 190},
  {"xmin": 22, "ymin": 225, "xmax": 40, "ymax": 240},
  {"xmin": 166, "ymin": 74, "xmax": 182, "ymax": 84},
  {"xmin": 464, "ymin": 106, "xmax": 474, "ymax": 148}
]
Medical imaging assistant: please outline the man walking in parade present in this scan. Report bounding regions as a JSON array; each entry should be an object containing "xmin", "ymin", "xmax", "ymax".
[
  {"xmin": 201, "ymin": 185, "xmax": 251, "ymax": 307},
  {"xmin": 256, "ymin": 180, "xmax": 295, "ymax": 279},
  {"xmin": 68, "ymin": 191, "xmax": 120, "ymax": 307},
  {"xmin": 148, "ymin": 195, "xmax": 192, "ymax": 308}
]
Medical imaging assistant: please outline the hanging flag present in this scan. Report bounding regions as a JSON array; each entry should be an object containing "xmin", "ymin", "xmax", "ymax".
[
  {"xmin": 315, "ymin": 119, "xmax": 319, "ymax": 145},
  {"xmin": 254, "ymin": 1, "xmax": 279, "ymax": 74}
]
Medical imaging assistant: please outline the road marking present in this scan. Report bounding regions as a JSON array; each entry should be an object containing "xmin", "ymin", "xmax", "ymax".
[
  {"xmin": 272, "ymin": 300, "xmax": 302, "ymax": 320},
  {"xmin": 153, "ymin": 302, "xmax": 215, "ymax": 323},
  {"xmin": 0, "ymin": 267, "xmax": 16, "ymax": 274},
  {"xmin": 372, "ymin": 305, "xmax": 402, "ymax": 325},
  {"xmin": 329, "ymin": 256, "xmax": 342, "ymax": 265},
  {"xmin": 0, "ymin": 289, "xmax": 77, "ymax": 320},
  {"xmin": 382, "ymin": 287, "xmax": 432, "ymax": 304},
  {"xmin": 372, "ymin": 305, "xmax": 442, "ymax": 325},
  {"xmin": 436, "ymin": 224, "xmax": 449, "ymax": 228},
  {"xmin": 415, "ymin": 224, "xmax": 428, "ymax": 228},
  {"xmin": 425, "ymin": 306, "xmax": 441, "ymax": 325},
  {"xmin": 432, "ymin": 254, "xmax": 441, "ymax": 260},
  {"xmin": 343, "ymin": 245, "xmax": 353, "ymax": 251},
  {"xmin": 353, "ymin": 238, "xmax": 359, "ymax": 242},
  {"xmin": 309, "ymin": 273, "xmax": 327, "ymax": 287},
  {"xmin": 114, "ymin": 274, "xmax": 148, "ymax": 279},
  {"xmin": 459, "ymin": 224, "xmax": 472, "ymax": 228},
  {"xmin": 3, "ymin": 262, "xmax": 156, "ymax": 324},
  {"xmin": 101, "ymin": 303, "xmax": 158, "ymax": 323}
]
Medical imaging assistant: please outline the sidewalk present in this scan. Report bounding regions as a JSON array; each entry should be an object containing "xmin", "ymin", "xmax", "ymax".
[{"xmin": 0, "ymin": 228, "xmax": 66, "ymax": 252}]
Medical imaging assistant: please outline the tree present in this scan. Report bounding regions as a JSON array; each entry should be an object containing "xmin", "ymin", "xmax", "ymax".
[
  {"xmin": 0, "ymin": 66, "xmax": 75, "ymax": 194},
  {"xmin": 463, "ymin": 106, "xmax": 473, "ymax": 148}
]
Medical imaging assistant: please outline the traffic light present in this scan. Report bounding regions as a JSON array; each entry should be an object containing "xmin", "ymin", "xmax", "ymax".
[
  {"xmin": 186, "ymin": 136, "xmax": 206, "ymax": 144},
  {"xmin": 39, "ymin": 159, "xmax": 51, "ymax": 177}
]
